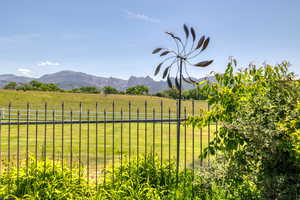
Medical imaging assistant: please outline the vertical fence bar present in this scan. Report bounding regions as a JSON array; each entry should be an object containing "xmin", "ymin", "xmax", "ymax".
[
  {"xmin": 87, "ymin": 110, "xmax": 90, "ymax": 184},
  {"xmin": 184, "ymin": 107, "xmax": 187, "ymax": 173},
  {"xmin": 152, "ymin": 108, "xmax": 155, "ymax": 163},
  {"xmin": 176, "ymin": 100, "xmax": 180, "ymax": 185},
  {"xmin": 26, "ymin": 103, "xmax": 29, "ymax": 175},
  {"xmin": 192, "ymin": 101, "xmax": 195, "ymax": 179},
  {"xmin": 95, "ymin": 103, "xmax": 98, "ymax": 188},
  {"xmin": 160, "ymin": 101, "xmax": 163, "ymax": 178},
  {"xmin": 120, "ymin": 108, "xmax": 123, "ymax": 180},
  {"xmin": 207, "ymin": 104, "xmax": 210, "ymax": 165},
  {"xmin": 168, "ymin": 108, "xmax": 171, "ymax": 179},
  {"xmin": 192, "ymin": 101, "xmax": 195, "ymax": 197},
  {"xmin": 7, "ymin": 103, "xmax": 11, "ymax": 191},
  {"xmin": 104, "ymin": 110, "xmax": 107, "ymax": 185},
  {"xmin": 136, "ymin": 108, "xmax": 140, "ymax": 162},
  {"xmin": 144, "ymin": 101, "xmax": 147, "ymax": 160},
  {"xmin": 17, "ymin": 111, "xmax": 20, "ymax": 179},
  {"xmin": 35, "ymin": 110, "xmax": 38, "ymax": 168},
  {"xmin": 52, "ymin": 110, "xmax": 55, "ymax": 173},
  {"xmin": 112, "ymin": 101, "xmax": 115, "ymax": 185},
  {"xmin": 200, "ymin": 126, "xmax": 203, "ymax": 166},
  {"xmin": 0, "ymin": 109, "xmax": 2, "ymax": 174},
  {"xmin": 61, "ymin": 103, "xmax": 65, "ymax": 171},
  {"xmin": 128, "ymin": 101, "xmax": 131, "ymax": 170},
  {"xmin": 44, "ymin": 103, "xmax": 47, "ymax": 175},
  {"xmin": 184, "ymin": 107, "xmax": 187, "ymax": 196},
  {"xmin": 79, "ymin": 102, "xmax": 82, "ymax": 179},
  {"xmin": 70, "ymin": 110, "xmax": 73, "ymax": 176}
]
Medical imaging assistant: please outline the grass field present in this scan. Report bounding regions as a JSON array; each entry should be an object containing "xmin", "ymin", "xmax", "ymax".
[
  {"xmin": 0, "ymin": 90, "xmax": 208, "ymax": 114},
  {"xmin": 0, "ymin": 123, "xmax": 214, "ymax": 179},
  {"xmin": 0, "ymin": 90, "xmax": 214, "ymax": 181}
]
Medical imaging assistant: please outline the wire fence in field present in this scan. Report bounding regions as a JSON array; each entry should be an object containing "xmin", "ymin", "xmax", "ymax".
[{"xmin": 0, "ymin": 100, "xmax": 216, "ymax": 187}]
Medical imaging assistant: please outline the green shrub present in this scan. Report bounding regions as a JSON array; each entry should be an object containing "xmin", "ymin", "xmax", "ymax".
[
  {"xmin": 0, "ymin": 158, "xmax": 95, "ymax": 200},
  {"xmin": 126, "ymin": 85, "xmax": 149, "ymax": 95},
  {"xmin": 188, "ymin": 60, "xmax": 300, "ymax": 199},
  {"xmin": 0, "ymin": 155, "xmax": 262, "ymax": 199},
  {"xmin": 103, "ymin": 86, "xmax": 119, "ymax": 94},
  {"xmin": 97, "ymin": 155, "xmax": 197, "ymax": 200}
]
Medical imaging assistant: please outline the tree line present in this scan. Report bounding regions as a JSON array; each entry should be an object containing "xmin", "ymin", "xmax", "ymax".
[{"xmin": 3, "ymin": 80, "xmax": 207, "ymax": 100}]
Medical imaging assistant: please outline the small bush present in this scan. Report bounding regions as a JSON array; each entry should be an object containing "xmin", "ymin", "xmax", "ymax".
[
  {"xmin": 97, "ymin": 155, "xmax": 195, "ymax": 199},
  {"xmin": 0, "ymin": 158, "xmax": 95, "ymax": 200},
  {"xmin": 0, "ymin": 155, "xmax": 259, "ymax": 199},
  {"xmin": 188, "ymin": 60, "xmax": 300, "ymax": 199}
]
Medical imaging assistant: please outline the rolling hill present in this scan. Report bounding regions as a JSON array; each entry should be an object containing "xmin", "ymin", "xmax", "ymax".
[{"xmin": 0, "ymin": 70, "xmax": 215, "ymax": 93}]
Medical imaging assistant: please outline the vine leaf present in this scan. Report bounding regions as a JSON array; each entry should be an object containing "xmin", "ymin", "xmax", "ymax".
[
  {"xmin": 196, "ymin": 36, "xmax": 205, "ymax": 50},
  {"xmin": 167, "ymin": 75, "xmax": 173, "ymax": 88},
  {"xmin": 152, "ymin": 48, "xmax": 163, "ymax": 54},
  {"xmin": 154, "ymin": 63, "xmax": 163, "ymax": 76},
  {"xmin": 183, "ymin": 24, "xmax": 189, "ymax": 38},
  {"xmin": 197, "ymin": 80, "xmax": 207, "ymax": 86},
  {"xmin": 160, "ymin": 51, "xmax": 171, "ymax": 57},
  {"xmin": 163, "ymin": 66, "xmax": 170, "ymax": 79},
  {"xmin": 201, "ymin": 37, "xmax": 210, "ymax": 51},
  {"xmin": 191, "ymin": 27, "xmax": 196, "ymax": 41},
  {"xmin": 194, "ymin": 60, "xmax": 214, "ymax": 67}
]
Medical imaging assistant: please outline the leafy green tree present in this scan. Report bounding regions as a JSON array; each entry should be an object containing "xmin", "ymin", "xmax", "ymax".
[
  {"xmin": 29, "ymin": 80, "xmax": 42, "ymax": 90},
  {"xmin": 70, "ymin": 88, "xmax": 81, "ymax": 93},
  {"xmin": 78, "ymin": 86, "xmax": 100, "ymax": 94},
  {"xmin": 126, "ymin": 85, "xmax": 149, "ymax": 95},
  {"xmin": 188, "ymin": 60, "xmax": 300, "ymax": 199},
  {"xmin": 103, "ymin": 86, "xmax": 118, "ymax": 94},
  {"xmin": 183, "ymin": 87, "xmax": 207, "ymax": 100},
  {"xmin": 3, "ymin": 82, "xmax": 17, "ymax": 90},
  {"xmin": 161, "ymin": 88, "xmax": 179, "ymax": 99},
  {"xmin": 45, "ymin": 83, "xmax": 62, "ymax": 92}
]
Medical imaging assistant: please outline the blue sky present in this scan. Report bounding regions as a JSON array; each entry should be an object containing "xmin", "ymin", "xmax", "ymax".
[{"xmin": 0, "ymin": 0, "xmax": 299, "ymax": 79}]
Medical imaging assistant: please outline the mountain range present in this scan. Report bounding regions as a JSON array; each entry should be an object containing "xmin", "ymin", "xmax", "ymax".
[{"xmin": 0, "ymin": 70, "xmax": 215, "ymax": 93}]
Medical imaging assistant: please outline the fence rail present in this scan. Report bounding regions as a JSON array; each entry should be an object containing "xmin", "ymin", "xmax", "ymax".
[{"xmin": 0, "ymin": 100, "xmax": 216, "ymax": 188}]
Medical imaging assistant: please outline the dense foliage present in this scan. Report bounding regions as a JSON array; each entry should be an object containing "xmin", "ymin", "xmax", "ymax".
[
  {"xmin": 126, "ymin": 85, "xmax": 149, "ymax": 95},
  {"xmin": 98, "ymin": 156, "xmax": 194, "ymax": 199},
  {"xmin": 0, "ymin": 156, "xmax": 245, "ymax": 200},
  {"xmin": 189, "ymin": 60, "xmax": 300, "ymax": 199},
  {"xmin": 3, "ymin": 81, "xmax": 207, "ymax": 100},
  {"xmin": 155, "ymin": 87, "xmax": 207, "ymax": 100},
  {"xmin": 0, "ymin": 158, "xmax": 94, "ymax": 199},
  {"xmin": 13, "ymin": 80, "xmax": 63, "ymax": 92},
  {"xmin": 71, "ymin": 86, "xmax": 101, "ymax": 94},
  {"xmin": 103, "ymin": 86, "xmax": 119, "ymax": 94}
]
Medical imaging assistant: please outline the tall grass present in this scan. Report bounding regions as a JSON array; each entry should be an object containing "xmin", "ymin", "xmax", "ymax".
[
  {"xmin": 0, "ymin": 156, "xmax": 246, "ymax": 199},
  {"xmin": 0, "ymin": 157, "xmax": 95, "ymax": 199}
]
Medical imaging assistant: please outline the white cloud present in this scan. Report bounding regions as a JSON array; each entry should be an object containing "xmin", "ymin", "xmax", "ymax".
[
  {"xmin": 124, "ymin": 10, "xmax": 160, "ymax": 23},
  {"xmin": 17, "ymin": 68, "xmax": 34, "ymax": 77},
  {"xmin": 38, "ymin": 61, "xmax": 61, "ymax": 66}
]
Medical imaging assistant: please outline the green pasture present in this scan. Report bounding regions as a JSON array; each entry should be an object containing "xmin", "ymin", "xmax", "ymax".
[
  {"xmin": 0, "ymin": 122, "xmax": 216, "ymax": 180},
  {"xmin": 0, "ymin": 90, "xmax": 214, "ymax": 181},
  {"xmin": 0, "ymin": 90, "xmax": 208, "ymax": 114}
]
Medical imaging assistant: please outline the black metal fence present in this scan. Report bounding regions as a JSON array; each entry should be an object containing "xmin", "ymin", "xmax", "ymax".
[{"xmin": 0, "ymin": 100, "xmax": 215, "ymax": 187}]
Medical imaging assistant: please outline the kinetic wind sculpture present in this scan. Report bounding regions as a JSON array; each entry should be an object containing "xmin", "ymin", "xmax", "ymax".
[{"xmin": 152, "ymin": 24, "xmax": 213, "ymax": 183}]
